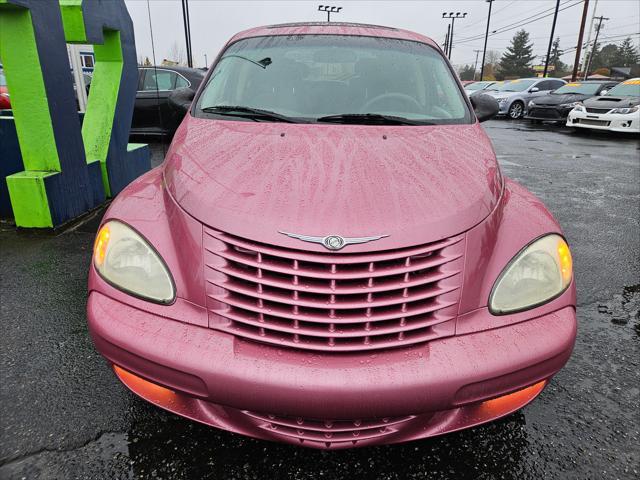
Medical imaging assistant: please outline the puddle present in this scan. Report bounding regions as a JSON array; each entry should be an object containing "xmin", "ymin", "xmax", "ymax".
[{"xmin": 597, "ymin": 284, "xmax": 640, "ymax": 336}]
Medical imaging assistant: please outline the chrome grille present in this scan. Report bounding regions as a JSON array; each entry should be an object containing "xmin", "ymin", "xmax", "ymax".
[
  {"xmin": 204, "ymin": 228, "xmax": 464, "ymax": 352},
  {"xmin": 244, "ymin": 411, "xmax": 415, "ymax": 447}
]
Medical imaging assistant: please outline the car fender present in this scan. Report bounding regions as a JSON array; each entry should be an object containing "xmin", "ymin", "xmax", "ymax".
[
  {"xmin": 457, "ymin": 177, "xmax": 576, "ymax": 325},
  {"xmin": 90, "ymin": 167, "xmax": 206, "ymax": 309}
]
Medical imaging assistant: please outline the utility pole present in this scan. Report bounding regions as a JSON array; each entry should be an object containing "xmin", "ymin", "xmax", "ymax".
[
  {"xmin": 181, "ymin": 0, "xmax": 193, "ymax": 67},
  {"xmin": 204, "ymin": 53, "xmax": 208, "ymax": 68},
  {"xmin": 442, "ymin": 12, "xmax": 467, "ymax": 60},
  {"xmin": 581, "ymin": 0, "xmax": 599, "ymax": 76},
  {"xmin": 543, "ymin": 0, "xmax": 561, "ymax": 78},
  {"xmin": 318, "ymin": 5, "xmax": 342, "ymax": 22},
  {"xmin": 444, "ymin": 24, "xmax": 451, "ymax": 56},
  {"xmin": 584, "ymin": 15, "xmax": 608, "ymax": 80},
  {"xmin": 571, "ymin": 0, "xmax": 590, "ymax": 81},
  {"xmin": 473, "ymin": 49, "xmax": 482, "ymax": 80},
  {"xmin": 479, "ymin": 0, "xmax": 494, "ymax": 81}
]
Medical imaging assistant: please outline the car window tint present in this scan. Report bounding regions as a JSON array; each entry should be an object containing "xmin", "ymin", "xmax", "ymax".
[
  {"xmin": 175, "ymin": 75, "xmax": 190, "ymax": 88},
  {"xmin": 142, "ymin": 70, "xmax": 177, "ymax": 91}
]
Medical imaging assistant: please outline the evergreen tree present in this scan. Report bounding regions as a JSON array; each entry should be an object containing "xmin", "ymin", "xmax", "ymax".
[
  {"xmin": 499, "ymin": 30, "xmax": 536, "ymax": 77},
  {"xmin": 458, "ymin": 64, "xmax": 476, "ymax": 81},
  {"xmin": 548, "ymin": 37, "xmax": 568, "ymax": 75},
  {"xmin": 618, "ymin": 37, "xmax": 639, "ymax": 66}
]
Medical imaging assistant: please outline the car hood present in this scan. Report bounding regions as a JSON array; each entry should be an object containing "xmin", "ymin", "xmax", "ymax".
[
  {"xmin": 583, "ymin": 95, "xmax": 640, "ymax": 108},
  {"xmin": 164, "ymin": 116, "xmax": 502, "ymax": 251},
  {"xmin": 533, "ymin": 93, "xmax": 589, "ymax": 105}
]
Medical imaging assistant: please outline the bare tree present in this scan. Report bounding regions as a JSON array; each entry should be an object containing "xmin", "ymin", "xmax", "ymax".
[{"xmin": 167, "ymin": 41, "xmax": 186, "ymax": 66}]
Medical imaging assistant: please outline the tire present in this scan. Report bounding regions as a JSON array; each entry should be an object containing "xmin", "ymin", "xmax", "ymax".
[{"xmin": 508, "ymin": 101, "xmax": 524, "ymax": 119}]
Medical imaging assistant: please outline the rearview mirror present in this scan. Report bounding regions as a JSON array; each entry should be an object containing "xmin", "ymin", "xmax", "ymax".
[
  {"xmin": 529, "ymin": 86, "xmax": 540, "ymax": 93},
  {"xmin": 470, "ymin": 93, "xmax": 499, "ymax": 122},
  {"xmin": 168, "ymin": 87, "xmax": 196, "ymax": 115}
]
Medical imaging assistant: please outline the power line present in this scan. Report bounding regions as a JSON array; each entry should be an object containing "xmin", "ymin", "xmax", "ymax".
[{"xmin": 455, "ymin": 0, "xmax": 582, "ymax": 46}]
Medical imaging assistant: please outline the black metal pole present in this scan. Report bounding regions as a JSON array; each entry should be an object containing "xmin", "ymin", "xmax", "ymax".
[
  {"xmin": 181, "ymin": 0, "xmax": 193, "ymax": 67},
  {"xmin": 448, "ymin": 17, "xmax": 456, "ymax": 59},
  {"xmin": 543, "ymin": 0, "xmax": 560, "ymax": 77},
  {"xmin": 480, "ymin": 0, "xmax": 493, "ymax": 81},
  {"xmin": 444, "ymin": 24, "xmax": 450, "ymax": 56},
  {"xmin": 185, "ymin": 0, "xmax": 193, "ymax": 67},
  {"xmin": 572, "ymin": 0, "xmax": 590, "ymax": 81}
]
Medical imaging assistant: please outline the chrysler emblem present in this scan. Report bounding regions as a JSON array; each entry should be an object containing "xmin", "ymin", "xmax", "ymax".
[{"xmin": 279, "ymin": 231, "xmax": 389, "ymax": 251}]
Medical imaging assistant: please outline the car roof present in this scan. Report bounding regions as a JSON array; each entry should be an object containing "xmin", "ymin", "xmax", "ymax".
[
  {"xmin": 141, "ymin": 65, "xmax": 204, "ymax": 75},
  {"xmin": 228, "ymin": 21, "xmax": 438, "ymax": 48}
]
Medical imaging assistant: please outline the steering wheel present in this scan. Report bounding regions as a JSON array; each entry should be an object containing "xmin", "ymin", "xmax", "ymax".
[{"xmin": 360, "ymin": 92, "xmax": 422, "ymax": 114}]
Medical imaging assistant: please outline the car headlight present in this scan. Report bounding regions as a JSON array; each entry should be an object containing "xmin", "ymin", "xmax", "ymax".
[
  {"xmin": 489, "ymin": 234, "xmax": 572, "ymax": 315},
  {"xmin": 93, "ymin": 220, "xmax": 175, "ymax": 304},
  {"xmin": 559, "ymin": 101, "xmax": 580, "ymax": 108},
  {"xmin": 571, "ymin": 103, "xmax": 585, "ymax": 112},
  {"xmin": 610, "ymin": 106, "xmax": 639, "ymax": 114},
  {"xmin": 498, "ymin": 98, "xmax": 507, "ymax": 104},
  {"xmin": 528, "ymin": 101, "xmax": 536, "ymax": 107}
]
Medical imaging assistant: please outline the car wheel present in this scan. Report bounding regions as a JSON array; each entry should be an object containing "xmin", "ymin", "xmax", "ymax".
[{"xmin": 508, "ymin": 101, "xmax": 524, "ymax": 119}]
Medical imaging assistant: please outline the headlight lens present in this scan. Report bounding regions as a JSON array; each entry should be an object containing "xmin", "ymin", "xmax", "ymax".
[
  {"xmin": 559, "ymin": 101, "xmax": 580, "ymax": 108},
  {"xmin": 610, "ymin": 106, "xmax": 639, "ymax": 114},
  {"xmin": 93, "ymin": 221, "xmax": 175, "ymax": 303},
  {"xmin": 528, "ymin": 101, "xmax": 536, "ymax": 107},
  {"xmin": 489, "ymin": 234, "xmax": 572, "ymax": 314},
  {"xmin": 572, "ymin": 103, "xmax": 585, "ymax": 112}
]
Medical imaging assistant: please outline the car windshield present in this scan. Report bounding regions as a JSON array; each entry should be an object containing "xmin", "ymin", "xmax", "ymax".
[
  {"xmin": 196, "ymin": 35, "xmax": 471, "ymax": 124},
  {"xmin": 495, "ymin": 79, "xmax": 537, "ymax": 92},
  {"xmin": 552, "ymin": 82, "xmax": 603, "ymax": 95},
  {"xmin": 466, "ymin": 81, "xmax": 492, "ymax": 90},
  {"xmin": 604, "ymin": 80, "xmax": 640, "ymax": 97},
  {"xmin": 0, "ymin": 71, "xmax": 6, "ymax": 87}
]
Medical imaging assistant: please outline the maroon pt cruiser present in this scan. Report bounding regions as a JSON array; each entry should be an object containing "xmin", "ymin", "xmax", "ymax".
[{"xmin": 87, "ymin": 22, "xmax": 576, "ymax": 449}]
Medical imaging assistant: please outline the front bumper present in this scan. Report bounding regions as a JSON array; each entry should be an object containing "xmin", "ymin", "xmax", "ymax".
[
  {"xmin": 567, "ymin": 109, "xmax": 640, "ymax": 132},
  {"xmin": 88, "ymin": 290, "xmax": 577, "ymax": 449}
]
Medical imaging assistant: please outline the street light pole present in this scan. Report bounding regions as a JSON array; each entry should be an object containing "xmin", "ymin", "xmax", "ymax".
[
  {"xmin": 480, "ymin": 0, "xmax": 494, "ymax": 81},
  {"xmin": 444, "ymin": 24, "xmax": 451, "ymax": 56},
  {"xmin": 318, "ymin": 5, "xmax": 342, "ymax": 22},
  {"xmin": 543, "ymin": 0, "xmax": 560, "ymax": 78},
  {"xmin": 181, "ymin": 0, "xmax": 193, "ymax": 67},
  {"xmin": 442, "ymin": 12, "xmax": 467, "ymax": 60}
]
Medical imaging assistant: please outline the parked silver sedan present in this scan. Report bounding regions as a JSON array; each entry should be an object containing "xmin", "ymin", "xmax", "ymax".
[
  {"xmin": 484, "ymin": 77, "xmax": 566, "ymax": 119},
  {"xmin": 464, "ymin": 80, "xmax": 496, "ymax": 97}
]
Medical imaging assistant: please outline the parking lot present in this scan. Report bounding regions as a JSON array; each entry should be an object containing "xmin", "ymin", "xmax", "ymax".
[{"xmin": 1, "ymin": 119, "xmax": 638, "ymax": 480}]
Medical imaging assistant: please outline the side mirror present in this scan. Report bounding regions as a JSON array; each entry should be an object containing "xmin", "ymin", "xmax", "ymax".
[
  {"xmin": 529, "ymin": 86, "xmax": 540, "ymax": 93},
  {"xmin": 168, "ymin": 87, "xmax": 196, "ymax": 115},
  {"xmin": 470, "ymin": 93, "xmax": 499, "ymax": 122}
]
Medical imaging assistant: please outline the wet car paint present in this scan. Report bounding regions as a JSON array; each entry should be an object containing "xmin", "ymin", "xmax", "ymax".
[{"xmin": 1, "ymin": 119, "xmax": 638, "ymax": 478}]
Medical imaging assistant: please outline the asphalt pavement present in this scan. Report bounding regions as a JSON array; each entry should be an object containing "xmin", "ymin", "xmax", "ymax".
[{"xmin": 1, "ymin": 120, "xmax": 638, "ymax": 480}]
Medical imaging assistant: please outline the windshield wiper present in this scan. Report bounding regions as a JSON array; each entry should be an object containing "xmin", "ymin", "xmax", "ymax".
[
  {"xmin": 201, "ymin": 105, "xmax": 302, "ymax": 123},
  {"xmin": 316, "ymin": 113, "xmax": 432, "ymax": 125}
]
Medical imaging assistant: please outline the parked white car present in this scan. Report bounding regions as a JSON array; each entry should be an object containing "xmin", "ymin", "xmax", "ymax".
[{"xmin": 566, "ymin": 78, "xmax": 640, "ymax": 133}]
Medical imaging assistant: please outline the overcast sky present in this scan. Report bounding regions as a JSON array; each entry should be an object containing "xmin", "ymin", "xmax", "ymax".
[{"xmin": 125, "ymin": 0, "xmax": 639, "ymax": 70}]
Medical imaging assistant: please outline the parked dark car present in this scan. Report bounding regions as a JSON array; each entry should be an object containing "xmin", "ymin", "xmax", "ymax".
[
  {"xmin": 0, "ymin": 68, "xmax": 10, "ymax": 110},
  {"xmin": 131, "ymin": 66, "xmax": 205, "ymax": 136},
  {"xmin": 525, "ymin": 80, "xmax": 618, "ymax": 123}
]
